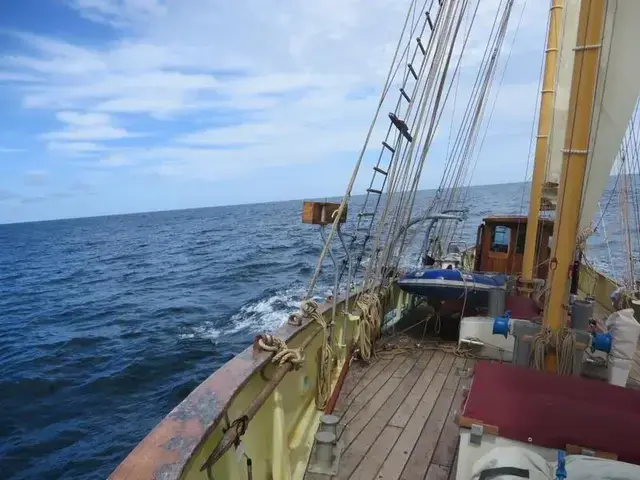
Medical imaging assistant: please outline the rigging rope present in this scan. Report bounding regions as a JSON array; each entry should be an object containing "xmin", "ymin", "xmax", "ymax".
[
  {"xmin": 305, "ymin": 0, "xmax": 424, "ymax": 299},
  {"xmin": 364, "ymin": 0, "xmax": 473, "ymax": 285},
  {"xmin": 433, "ymin": 0, "xmax": 515, "ymax": 250}
]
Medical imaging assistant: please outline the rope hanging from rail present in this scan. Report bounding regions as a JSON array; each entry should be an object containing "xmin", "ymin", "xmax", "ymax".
[
  {"xmin": 302, "ymin": 300, "xmax": 334, "ymax": 410},
  {"xmin": 355, "ymin": 286, "xmax": 392, "ymax": 362}
]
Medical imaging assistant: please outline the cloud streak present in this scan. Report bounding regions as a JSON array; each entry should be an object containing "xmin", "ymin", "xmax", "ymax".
[{"xmin": 0, "ymin": 0, "xmax": 548, "ymax": 222}]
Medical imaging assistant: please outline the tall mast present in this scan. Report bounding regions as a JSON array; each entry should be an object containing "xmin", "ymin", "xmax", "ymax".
[
  {"xmin": 542, "ymin": 0, "xmax": 606, "ymax": 364},
  {"xmin": 521, "ymin": 0, "xmax": 564, "ymax": 291}
]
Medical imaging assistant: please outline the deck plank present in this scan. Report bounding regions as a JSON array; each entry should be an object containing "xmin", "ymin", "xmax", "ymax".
[
  {"xmin": 348, "ymin": 426, "xmax": 403, "ymax": 480},
  {"xmin": 341, "ymin": 355, "xmax": 407, "ymax": 425},
  {"xmin": 389, "ymin": 351, "xmax": 446, "ymax": 428},
  {"xmin": 342, "ymin": 376, "xmax": 402, "ymax": 448},
  {"xmin": 374, "ymin": 353, "xmax": 455, "ymax": 480},
  {"xmin": 337, "ymin": 358, "xmax": 391, "ymax": 413},
  {"xmin": 424, "ymin": 464, "xmax": 449, "ymax": 480},
  {"xmin": 447, "ymin": 449, "xmax": 459, "ymax": 480},
  {"xmin": 337, "ymin": 360, "xmax": 369, "ymax": 407},
  {"xmin": 431, "ymin": 359, "xmax": 474, "ymax": 469},
  {"xmin": 399, "ymin": 357, "xmax": 464, "ymax": 480},
  {"xmin": 393, "ymin": 355, "xmax": 420, "ymax": 379},
  {"xmin": 337, "ymin": 352, "xmax": 432, "ymax": 479}
]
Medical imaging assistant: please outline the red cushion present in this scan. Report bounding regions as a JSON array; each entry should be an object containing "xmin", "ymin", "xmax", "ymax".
[{"xmin": 461, "ymin": 361, "xmax": 640, "ymax": 464}]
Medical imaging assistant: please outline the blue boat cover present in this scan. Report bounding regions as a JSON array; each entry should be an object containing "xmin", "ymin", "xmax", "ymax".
[{"xmin": 400, "ymin": 268, "xmax": 507, "ymax": 287}]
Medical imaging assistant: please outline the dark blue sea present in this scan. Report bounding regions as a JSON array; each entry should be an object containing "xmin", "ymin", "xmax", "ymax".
[{"xmin": 0, "ymin": 181, "xmax": 627, "ymax": 479}]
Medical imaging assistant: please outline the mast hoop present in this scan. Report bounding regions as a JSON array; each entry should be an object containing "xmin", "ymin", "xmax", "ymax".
[
  {"xmin": 573, "ymin": 43, "xmax": 602, "ymax": 51},
  {"xmin": 561, "ymin": 148, "xmax": 589, "ymax": 155}
]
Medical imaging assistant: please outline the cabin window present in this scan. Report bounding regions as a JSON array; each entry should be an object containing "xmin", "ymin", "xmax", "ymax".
[{"xmin": 490, "ymin": 225, "xmax": 510, "ymax": 253}]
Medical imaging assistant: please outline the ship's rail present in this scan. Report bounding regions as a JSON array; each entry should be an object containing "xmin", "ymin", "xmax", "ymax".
[
  {"xmin": 108, "ymin": 290, "xmax": 394, "ymax": 480},
  {"xmin": 578, "ymin": 261, "xmax": 618, "ymax": 316}
]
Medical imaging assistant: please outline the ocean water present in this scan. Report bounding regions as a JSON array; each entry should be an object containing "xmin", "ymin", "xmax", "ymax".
[{"xmin": 0, "ymin": 180, "xmax": 626, "ymax": 479}]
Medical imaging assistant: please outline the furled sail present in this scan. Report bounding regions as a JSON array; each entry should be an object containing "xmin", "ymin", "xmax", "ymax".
[
  {"xmin": 541, "ymin": 0, "xmax": 580, "ymax": 210},
  {"xmin": 578, "ymin": 0, "xmax": 640, "ymax": 230}
]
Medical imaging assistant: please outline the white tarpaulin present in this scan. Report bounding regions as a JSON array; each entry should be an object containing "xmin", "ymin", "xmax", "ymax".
[{"xmin": 469, "ymin": 446, "xmax": 640, "ymax": 480}]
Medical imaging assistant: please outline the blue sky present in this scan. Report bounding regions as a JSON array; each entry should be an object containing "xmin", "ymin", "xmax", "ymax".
[{"xmin": 0, "ymin": 0, "xmax": 548, "ymax": 223}]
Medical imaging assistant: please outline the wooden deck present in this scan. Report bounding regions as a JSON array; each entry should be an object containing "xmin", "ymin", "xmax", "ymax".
[{"xmin": 307, "ymin": 346, "xmax": 473, "ymax": 480}]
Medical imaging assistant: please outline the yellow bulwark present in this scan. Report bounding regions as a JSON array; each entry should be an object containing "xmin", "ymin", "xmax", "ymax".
[
  {"xmin": 542, "ymin": 0, "xmax": 606, "ymax": 369},
  {"xmin": 521, "ymin": 0, "xmax": 564, "ymax": 290}
]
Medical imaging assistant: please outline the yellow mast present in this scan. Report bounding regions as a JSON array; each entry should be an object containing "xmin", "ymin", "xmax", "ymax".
[
  {"xmin": 521, "ymin": 0, "xmax": 564, "ymax": 291},
  {"xmin": 542, "ymin": 0, "xmax": 606, "ymax": 369}
]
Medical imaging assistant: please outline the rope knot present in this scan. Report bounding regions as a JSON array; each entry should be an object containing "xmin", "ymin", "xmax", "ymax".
[
  {"xmin": 255, "ymin": 333, "xmax": 305, "ymax": 369},
  {"xmin": 230, "ymin": 415, "xmax": 249, "ymax": 437},
  {"xmin": 273, "ymin": 347, "xmax": 305, "ymax": 369},
  {"xmin": 256, "ymin": 333, "xmax": 284, "ymax": 352}
]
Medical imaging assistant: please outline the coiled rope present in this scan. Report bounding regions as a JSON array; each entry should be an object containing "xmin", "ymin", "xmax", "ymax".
[
  {"xmin": 556, "ymin": 326, "xmax": 577, "ymax": 375},
  {"xmin": 301, "ymin": 300, "xmax": 334, "ymax": 409},
  {"xmin": 356, "ymin": 287, "xmax": 389, "ymax": 362},
  {"xmin": 529, "ymin": 325, "xmax": 576, "ymax": 375}
]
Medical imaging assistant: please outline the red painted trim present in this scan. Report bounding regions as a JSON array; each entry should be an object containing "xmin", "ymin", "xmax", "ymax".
[{"xmin": 324, "ymin": 343, "xmax": 354, "ymax": 414}]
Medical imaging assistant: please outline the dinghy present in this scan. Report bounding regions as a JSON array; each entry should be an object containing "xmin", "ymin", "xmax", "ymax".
[{"xmin": 397, "ymin": 268, "xmax": 507, "ymax": 300}]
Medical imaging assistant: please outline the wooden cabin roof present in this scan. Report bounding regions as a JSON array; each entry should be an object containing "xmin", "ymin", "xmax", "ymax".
[{"xmin": 482, "ymin": 215, "xmax": 554, "ymax": 227}]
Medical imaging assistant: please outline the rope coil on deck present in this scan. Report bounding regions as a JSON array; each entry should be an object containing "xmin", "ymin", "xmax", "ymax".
[{"xmin": 256, "ymin": 334, "xmax": 304, "ymax": 368}]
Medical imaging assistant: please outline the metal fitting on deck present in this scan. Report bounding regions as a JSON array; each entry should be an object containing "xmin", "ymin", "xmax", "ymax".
[
  {"xmin": 319, "ymin": 414, "xmax": 339, "ymax": 437},
  {"xmin": 314, "ymin": 431, "xmax": 336, "ymax": 469}
]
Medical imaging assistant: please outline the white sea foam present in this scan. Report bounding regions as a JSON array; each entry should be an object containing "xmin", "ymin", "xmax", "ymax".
[
  {"xmin": 227, "ymin": 286, "xmax": 306, "ymax": 334},
  {"xmin": 178, "ymin": 323, "xmax": 222, "ymax": 340},
  {"xmin": 179, "ymin": 285, "xmax": 320, "ymax": 341}
]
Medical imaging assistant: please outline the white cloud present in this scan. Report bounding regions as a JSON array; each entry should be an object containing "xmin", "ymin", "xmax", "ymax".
[
  {"xmin": 99, "ymin": 154, "xmax": 133, "ymax": 167},
  {"xmin": 1, "ymin": 0, "xmax": 548, "ymax": 188},
  {"xmin": 47, "ymin": 141, "xmax": 107, "ymax": 153},
  {"xmin": 0, "ymin": 72, "xmax": 41, "ymax": 82},
  {"xmin": 57, "ymin": 111, "xmax": 111, "ymax": 126},
  {"xmin": 41, "ymin": 111, "xmax": 138, "ymax": 145}
]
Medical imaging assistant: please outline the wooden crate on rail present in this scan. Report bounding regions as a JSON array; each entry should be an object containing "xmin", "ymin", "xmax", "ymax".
[{"xmin": 302, "ymin": 201, "xmax": 347, "ymax": 225}]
